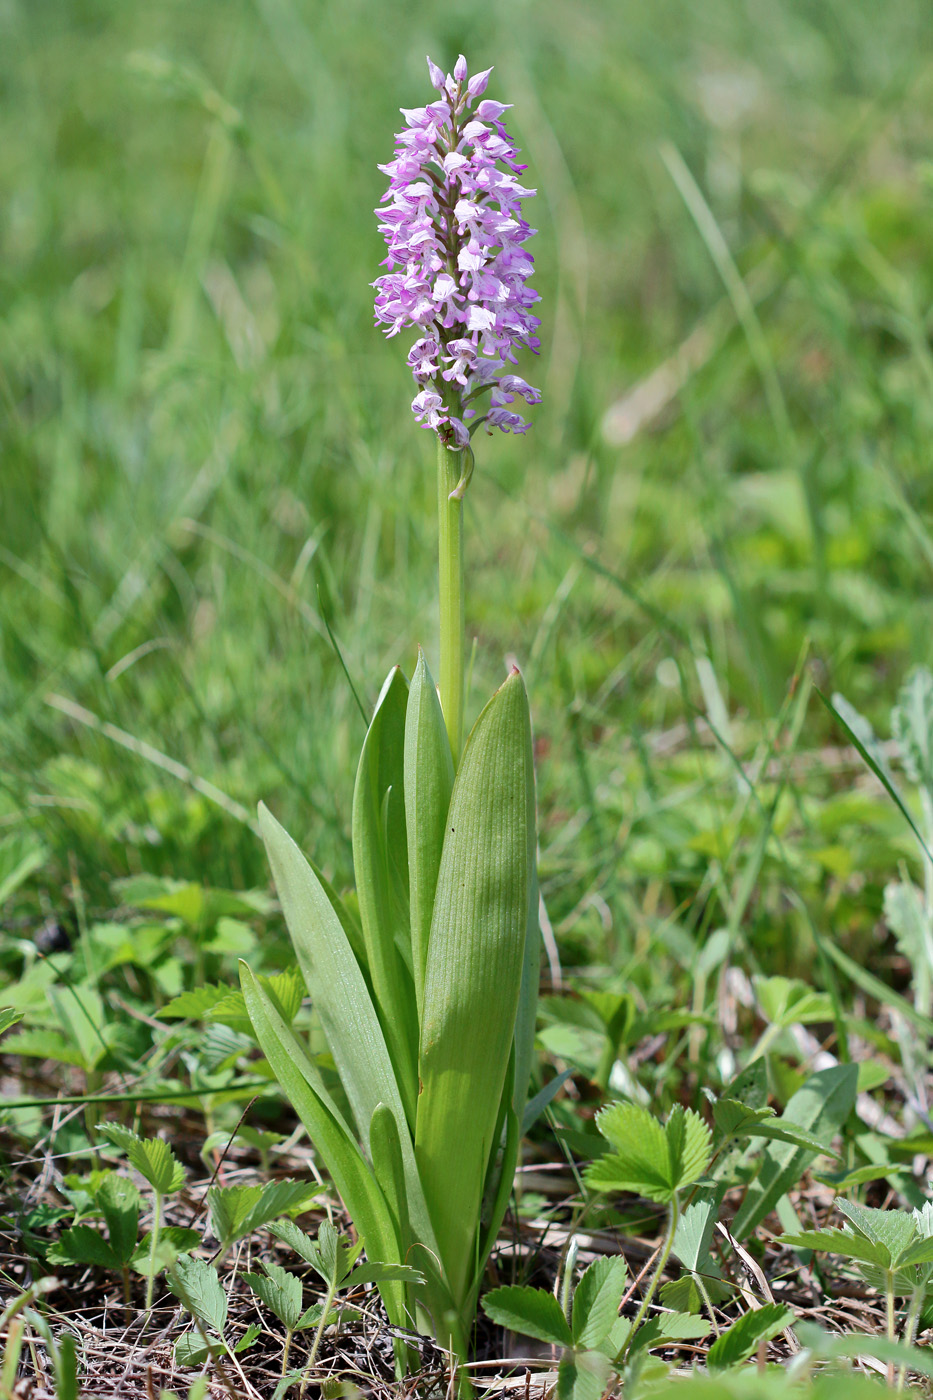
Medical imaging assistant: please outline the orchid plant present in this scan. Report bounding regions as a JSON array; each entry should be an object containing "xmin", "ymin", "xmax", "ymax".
[{"xmin": 240, "ymin": 54, "xmax": 541, "ymax": 1376}]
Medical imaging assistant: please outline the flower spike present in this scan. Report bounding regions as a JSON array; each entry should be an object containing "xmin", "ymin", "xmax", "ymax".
[{"xmin": 373, "ymin": 54, "xmax": 541, "ymax": 456}]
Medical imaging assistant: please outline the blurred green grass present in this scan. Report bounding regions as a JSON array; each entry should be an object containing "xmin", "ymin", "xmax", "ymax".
[{"xmin": 3, "ymin": 0, "xmax": 933, "ymax": 979}]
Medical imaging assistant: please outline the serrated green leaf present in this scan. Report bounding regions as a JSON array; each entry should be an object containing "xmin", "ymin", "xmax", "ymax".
[
  {"xmin": 628, "ymin": 1311, "xmax": 709, "ymax": 1354},
  {"xmin": 168, "ymin": 1255, "xmax": 227, "ymax": 1334},
  {"xmin": 48, "ymin": 1224, "xmax": 120, "ymax": 1270},
  {"xmin": 157, "ymin": 985, "xmax": 231, "ymax": 1021},
  {"xmin": 557, "ymin": 1349, "xmax": 611, "ymax": 1400},
  {"xmin": 776, "ymin": 1228, "xmax": 888, "ymax": 1267},
  {"xmin": 405, "ymin": 650, "xmax": 454, "ymax": 1024},
  {"xmin": 96, "ymin": 1174, "xmax": 140, "ymax": 1265},
  {"xmin": 586, "ymin": 1103, "xmax": 710, "ymax": 1204},
  {"xmin": 208, "ymin": 967, "xmax": 306, "ymax": 1033},
  {"xmin": 482, "ymin": 1284, "xmax": 573, "ymax": 1348},
  {"xmin": 892, "ymin": 667, "xmax": 933, "ymax": 790},
  {"xmin": 269, "ymin": 1218, "xmax": 318, "ymax": 1265},
  {"xmin": 416, "ymin": 672, "xmax": 536, "ymax": 1306},
  {"xmin": 244, "ymin": 1261, "xmax": 303, "ymax": 1330},
  {"xmin": 239, "ymin": 1180, "xmax": 318, "ymax": 1240},
  {"xmin": 707, "ymin": 1304, "xmax": 794, "ymax": 1370},
  {"xmin": 571, "ymin": 1256, "xmax": 628, "ymax": 1349},
  {"xmin": 351, "ymin": 668, "xmax": 417, "ymax": 1114},
  {"xmin": 730, "ymin": 1064, "xmax": 857, "ymax": 1240},
  {"xmin": 233, "ymin": 1322, "xmax": 261, "ymax": 1354},
  {"xmin": 98, "ymin": 1124, "xmax": 186, "ymax": 1195}
]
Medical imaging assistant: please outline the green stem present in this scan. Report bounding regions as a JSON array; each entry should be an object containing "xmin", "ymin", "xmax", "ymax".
[
  {"xmin": 302, "ymin": 1280, "xmax": 338, "ymax": 1395},
  {"xmin": 437, "ymin": 434, "xmax": 465, "ymax": 765},
  {"xmin": 623, "ymin": 1195, "xmax": 680, "ymax": 1361},
  {"xmin": 282, "ymin": 1327, "xmax": 293, "ymax": 1377},
  {"xmin": 885, "ymin": 1270, "xmax": 897, "ymax": 1389},
  {"xmin": 144, "ymin": 1190, "xmax": 163, "ymax": 1320}
]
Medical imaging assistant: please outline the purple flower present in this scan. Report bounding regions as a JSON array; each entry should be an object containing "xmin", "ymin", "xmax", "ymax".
[{"xmin": 373, "ymin": 55, "xmax": 541, "ymax": 454}]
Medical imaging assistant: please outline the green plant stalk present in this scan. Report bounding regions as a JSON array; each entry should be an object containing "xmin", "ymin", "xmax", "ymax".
[
  {"xmin": 885, "ymin": 1269, "xmax": 896, "ymax": 1389},
  {"xmin": 897, "ymin": 1284, "xmax": 926, "ymax": 1389},
  {"xmin": 302, "ymin": 1278, "xmax": 338, "ymax": 1395},
  {"xmin": 437, "ymin": 433, "xmax": 465, "ymax": 764},
  {"xmin": 622, "ymin": 1194, "xmax": 681, "ymax": 1361},
  {"xmin": 282, "ymin": 1327, "xmax": 294, "ymax": 1378},
  {"xmin": 144, "ymin": 1189, "xmax": 164, "ymax": 1318}
]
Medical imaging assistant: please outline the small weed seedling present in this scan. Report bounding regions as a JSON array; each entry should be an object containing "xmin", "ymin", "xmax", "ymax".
[
  {"xmin": 253, "ymin": 1218, "xmax": 424, "ymax": 1394},
  {"xmin": 780, "ymin": 1198, "xmax": 933, "ymax": 1384},
  {"xmin": 98, "ymin": 1123, "xmax": 188, "ymax": 1320}
]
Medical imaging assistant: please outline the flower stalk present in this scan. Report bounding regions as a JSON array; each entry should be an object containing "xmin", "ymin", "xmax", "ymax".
[{"xmin": 438, "ymin": 434, "xmax": 465, "ymax": 762}]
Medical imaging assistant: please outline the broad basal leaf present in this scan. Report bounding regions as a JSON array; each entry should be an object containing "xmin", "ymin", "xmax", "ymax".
[
  {"xmin": 351, "ymin": 668, "xmax": 417, "ymax": 1111},
  {"xmin": 258, "ymin": 802, "xmax": 416, "ymax": 1144},
  {"xmin": 416, "ymin": 671, "xmax": 535, "ymax": 1305},
  {"xmin": 404, "ymin": 650, "xmax": 454, "ymax": 1022}
]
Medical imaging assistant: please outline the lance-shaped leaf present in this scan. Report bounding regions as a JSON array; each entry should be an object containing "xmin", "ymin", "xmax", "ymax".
[
  {"xmin": 352, "ymin": 667, "xmax": 418, "ymax": 1113},
  {"xmin": 404, "ymin": 651, "xmax": 454, "ymax": 1022},
  {"xmin": 238, "ymin": 963, "xmax": 406, "ymax": 1328},
  {"xmin": 258, "ymin": 801, "xmax": 414, "ymax": 1144},
  {"xmin": 416, "ymin": 670, "xmax": 535, "ymax": 1305}
]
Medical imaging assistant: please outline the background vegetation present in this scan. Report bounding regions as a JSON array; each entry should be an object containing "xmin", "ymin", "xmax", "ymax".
[{"xmin": 3, "ymin": 0, "xmax": 933, "ymax": 1391}]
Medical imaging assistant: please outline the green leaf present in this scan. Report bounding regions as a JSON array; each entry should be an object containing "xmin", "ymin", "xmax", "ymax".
[
  {"xmin": 820, "ymin": 938, "xmax": 933, "ymax": 1038},
  {"xmin": 351, "ymin": 668, "xmax": 417, "ymax": 1113},
  {"xmin": 99, "ymin": 1124, "xmax": 186, "ymax": 1195},
  {"xmin": 48, "ymin": 1224, "xmax": 120, "ymax": 1270},
  {"xmin": 753, "ymin": 976, "xmax": 833, "ymax": 1027},
  {"xmin": 244, "ymin": 1261, "xmax": 304, "ymax": 1330},
  {"xmin": 713, "ymin": 1100, "xmax": 835, "ymax": 1156},
  {"xmin": 405, "ymin": 650, "xmax": 454, "ymax": 1023},
  {"xmin": 207, "ymin": 967, "xmax": 306, "ymax": 1033},
  {"xmin": 0, "ymin": 1008, "xmax": 24, "ymax": 1039},
  {"xmin": 257, "ymin": 802, "xmax": 416, "ymax": 1149},
  {"xmin": 776, "ymin": 1228, "xmax": 888, "ymax": 1267},
  {"xmin": 207, "ymin": 1180, "xmax": 314, "ymax": 1250},
  {"xmin": 416, "ymin": 671, "xmax": 536, "ymax": 1306},
  {"xmin": 730, "ymin": 1064, "xmax": 857, "ymax": 1239},
  {"xmin": 96, "ymin": 1174, "xmax": 140, "ymax": 1265},
  {"xmin": 523, "ymin": 1069, "xmax": 574, "ymax": 1135},
  {"xmin": 557, "ymin": 1349, "xmax": 611, "ymax": 1400},
  {"xmin": 482, "ymin": 1284, "xmax": 573, "ymax": 1348},
  {"xmin": 174, "ymin": 1330, "xmax": 223, "ymax": 1367},
  {"xmin": 157, "ymin": 985, "xmax": 232, "ymax": 1021},
  {"xmin": 168, "ymin": 1255, "xmax": 228, "ymax": 1335},
  {"xmin": 706, "ymin": 1304, "xmax": 794, "ymax": 1370},
  {"xmin": 628, "ymin": 1311, "xmax": 709, "ymax": 1353},
  {"xmin": 835, "ymin": 1199, "xmax": 919, "ymax": 1264},
  {"xmin": 269, "ymin": 1218, "xmax": 318, "ymax": 1265},
  {"xmin": 130, "ymin": 1227, "xmax": 200, "ymax": 1275},
  {"xmin": 346, "ymin": 1261, "xmax": 426, "ymax": 1287},
  {"xmin": 571, "ymin": 1256, "xmax": 628, "ymax": 1349},
  {"xmin": 586, "ymin": 1103, "xmax": 711, "ymax": 1204},
  {"xmin": 237, "ymin": 965, "xmax": 411, "ymax": 1331}
]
